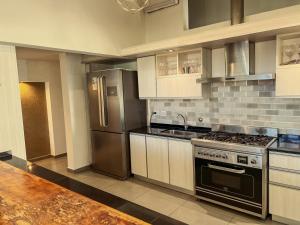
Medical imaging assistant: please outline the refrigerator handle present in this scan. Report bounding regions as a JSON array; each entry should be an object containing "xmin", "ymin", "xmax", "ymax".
[{"xmin": 97, "ymin": 75, "xmax": 108, "ymax": 127}]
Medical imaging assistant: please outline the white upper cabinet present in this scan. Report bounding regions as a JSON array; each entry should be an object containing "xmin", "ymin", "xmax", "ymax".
[
  {"xmin": 156, "ymin": 48, "xmax": 211, "ymax": 98},
  {"xmin": 129, "ymin": 134, "xmax": 147, "ymax": 177},
  {"xmin": 276, "ymin": 32, "xmax": 300, "ymax": 97},
  {"xmin": 137, "ymin": 56, "xmax": 156, "ymax": 98}
]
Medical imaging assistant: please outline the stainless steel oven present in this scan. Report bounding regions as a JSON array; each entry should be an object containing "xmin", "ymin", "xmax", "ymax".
[{"xmin": 194, "ymin": 146, "xmax": 267, "ymax": 218}]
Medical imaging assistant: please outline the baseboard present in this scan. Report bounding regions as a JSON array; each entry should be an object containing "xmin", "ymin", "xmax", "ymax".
[
  {"xmin": 29, "ymin": 154, "xmax": 52, "ymax": 162},
  {"xmin": 272, "ymin": 215, "xmax": 300, "ymax": 225},
  {"xmin": 134, "ymin": 175, "xmax": 194, "ymax": 196},
  {"xmin": 53, "ymin": 153, "xmax": 67, "ymax": 159},
  {"xmin": 0, "ymin": 151, "xmax": 12, "ymax": 160},
  {"xmin": 67, "ymin": 165, "xmax": 91, "ymax": 174}
]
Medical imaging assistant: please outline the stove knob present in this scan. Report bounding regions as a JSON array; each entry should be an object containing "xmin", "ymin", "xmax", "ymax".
[
  {"xmin": 222, "ymin": 154, "xmax": 228, "ymax": 159},
  {"xmin": 216, "ymin": 154, "xmax": 221, "ymax": 158},
  {"xmin": 251, "ymin": 159, "xmax": 257, "ymax": 165}
]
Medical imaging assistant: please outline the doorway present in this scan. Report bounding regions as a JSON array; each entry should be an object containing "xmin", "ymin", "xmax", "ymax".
[{"xmin": 19, "ymin": 82, "xmax": 51, "ymax": 161}]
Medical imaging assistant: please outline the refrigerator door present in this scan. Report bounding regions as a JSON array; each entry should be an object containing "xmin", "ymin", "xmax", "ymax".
[
  {"xmin": 91, "ymin": 131, "xmax": 129, "ymax": 179},
  {"xmin": 87, "ymin": 70, "xmax": 124, "ymax": 133}
]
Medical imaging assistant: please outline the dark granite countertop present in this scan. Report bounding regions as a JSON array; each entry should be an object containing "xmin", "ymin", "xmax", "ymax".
[
  {"xmin": 130, "ymin": 123, "xmax": 211, "ymax": 140},
  {"xmin": 268, "ymin": 134, "xmax": 300, "ymax": 155}
]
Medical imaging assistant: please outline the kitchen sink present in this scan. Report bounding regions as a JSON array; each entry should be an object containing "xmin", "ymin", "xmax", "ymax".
[{"xmin": 160, "ymin": 129, "xmax": 201, "ymax": 138}]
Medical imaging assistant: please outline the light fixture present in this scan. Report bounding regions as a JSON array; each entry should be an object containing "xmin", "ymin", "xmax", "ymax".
[{"xmin": 116, "ymin": 0, "xmax": 150, "ymax": 13}]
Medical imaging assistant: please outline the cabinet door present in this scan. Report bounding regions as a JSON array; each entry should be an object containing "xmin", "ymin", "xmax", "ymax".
[
  {"xmin": 137, "ymin": 56, "xmax": 156, "ymax": 98},
  {"xmin": 157, "ymin": 76, "xmax": 203, "ymax": 98},
  {"xmin": 169, "ymin": 139, "xmax": 194, "ymax": 191},
  {"xmin": 157, "ymin": 77, "xmax": 177, "ymax": 97},
  {"xmin": 177, "ymin": 76, "xmax": 202, "ymax": 98},
  {"xmin": 146, "ymin": 136, "xmax": 169, "ymax": 183},
  {"xmin": 270, "ymin": 184, "xmax": 300, "ymax": 222},
  {"xmin": 276, "ymin": 67, "xmax": 300, "ymax": 97},
  {"xmin": 129, "ymin": 134, "xmax": 147, "ymax": 177}
]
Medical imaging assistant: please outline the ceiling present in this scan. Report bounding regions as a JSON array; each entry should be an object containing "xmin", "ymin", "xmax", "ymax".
[{"xmin": 16, "ymin": 47, "xmax": 60, "ymax": 61}]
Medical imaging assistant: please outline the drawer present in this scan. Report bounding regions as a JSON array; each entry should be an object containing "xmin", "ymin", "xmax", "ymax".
[
  {"xmin": 269, "ymin": 153, "xmax": 300, "ymax": 171},
  {"xmin": 270, "ymin": 169, "xmax": 300, "ymax": 188},
  {"xmin": 269, "ymin": 184, "xmax": 300, "ymax": 221}
]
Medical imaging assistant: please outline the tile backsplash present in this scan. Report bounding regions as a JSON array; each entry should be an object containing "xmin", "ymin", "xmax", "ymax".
[{"xmin": 149, "ymin": 80, "xmax": 300, "ymax": 134}]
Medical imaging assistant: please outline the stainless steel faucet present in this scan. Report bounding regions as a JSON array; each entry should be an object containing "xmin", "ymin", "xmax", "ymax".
[
  {"xmin": 150, "ymin": 112, "xmax": 157, "ymax": 125},
  {"xmin": 177, "ymin": 113, "xmax": 188, "ymax": 131}
]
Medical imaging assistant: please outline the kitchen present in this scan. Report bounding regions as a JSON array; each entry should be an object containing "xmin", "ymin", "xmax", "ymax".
[{"xmin": 1, "ymin": 0, "xmax": 300, "ymax": 225}]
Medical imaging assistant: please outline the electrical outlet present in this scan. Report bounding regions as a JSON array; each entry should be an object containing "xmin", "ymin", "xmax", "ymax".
[{"xmin": 160, "ymin": 111, "xmax": 167, "ymax": 116}]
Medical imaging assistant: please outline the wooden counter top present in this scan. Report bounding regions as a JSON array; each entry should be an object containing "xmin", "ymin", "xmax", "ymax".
[{"xmin": 0, "ymin": 161, "xmax": 149, "ymax": 225}]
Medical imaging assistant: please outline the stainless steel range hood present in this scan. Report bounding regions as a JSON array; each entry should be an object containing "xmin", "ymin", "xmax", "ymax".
[{"xmin": 198, "ymin": 0, "xmax": 275, "ymax": 83}]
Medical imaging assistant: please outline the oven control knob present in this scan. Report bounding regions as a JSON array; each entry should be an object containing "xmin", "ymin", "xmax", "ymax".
[
  {"xmin": 251, "ymin": 159, "xmax": 257, "ymax": 164},
  {"xmin": 216, "ymin": 154, "xmax": 221, "ymax": 158}
]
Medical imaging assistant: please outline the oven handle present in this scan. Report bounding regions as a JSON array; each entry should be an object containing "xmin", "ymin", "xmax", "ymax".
[{"xmin": 208, "ymin": 164, "xmax": 246, "ymax": 174}]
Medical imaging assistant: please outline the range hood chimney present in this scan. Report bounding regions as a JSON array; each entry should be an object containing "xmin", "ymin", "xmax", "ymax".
[
  {"xmin": 231, "ymin": 0, "xmax": 244, "ymax": 25},
  {"xmin": 197, "ymin": 0, "xmax": 275, "ymax": 84},
  {"xmin": 225, "ymin": 0, "xmax": 255, "ymax": 78}
]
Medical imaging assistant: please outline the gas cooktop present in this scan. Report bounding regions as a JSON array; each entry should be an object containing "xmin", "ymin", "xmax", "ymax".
[
  {"xmin": 200, "ymin": 131, "xmax": 274, "ymax": 147},
  {"xmin": 192, "ymin": 125, "xmax": 278, "ymax": 154}
]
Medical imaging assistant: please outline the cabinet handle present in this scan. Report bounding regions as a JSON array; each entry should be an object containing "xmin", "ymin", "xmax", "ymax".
[
  {"xmin": 270, "ymin": 181, "xmax": 300, "ymax": 191},
  {"xmin": 270, "ymin": 166, "xmax": 300, "ymax": 175}
]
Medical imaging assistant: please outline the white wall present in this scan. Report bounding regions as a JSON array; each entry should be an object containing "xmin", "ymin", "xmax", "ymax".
[
  {"xmin": 144, "ymin": 0, "xmax": 187, "ymax": 42},
  {"xmin": 59, "ymin": 53, "xmax": 91, "ymax": 170},
  {"xmin": 0, "ymin": 45, "xmax": 26, "ymax": 159},
  {"xmin": 17, "ymin": 60, "xmax": 67, "ymax": 156},
  {"xmin": 0, "ymin": 0, "xmax": 145, "ymax": 56}
]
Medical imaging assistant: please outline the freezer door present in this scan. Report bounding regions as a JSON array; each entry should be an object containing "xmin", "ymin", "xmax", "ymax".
[
  {"xmin": 87, "ymin": 70, "xmax": 124, "ymax": 133},
  {"xmin": 91, "ymin": 131, "xmax": 129, "ymax": 179}
]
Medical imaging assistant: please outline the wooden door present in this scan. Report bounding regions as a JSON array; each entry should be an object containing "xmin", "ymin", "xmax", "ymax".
[{"xmin": 19, "ymin": 82, "xmax": 51, "ymax": 160}]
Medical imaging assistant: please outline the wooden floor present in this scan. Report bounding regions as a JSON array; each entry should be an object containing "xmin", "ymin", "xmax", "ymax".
[{"xmin": 0, "ymin": 161, "xmax": 149, "ymax": 225}]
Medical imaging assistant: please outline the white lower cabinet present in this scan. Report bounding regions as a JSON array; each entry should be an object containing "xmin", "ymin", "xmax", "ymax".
[
  {"xmin": 269, "ymin": 152, "xmax": 300, "ymax": 224},
  {"xmin": 169, "ymin": 139, "xmax": 194, "ymax": 191},
  {"xmin": 270, "ymin": 184, "xmax": 300, "ymax": 222},
  {"xmin": 129, "ymin": 134, "xmax": 147, "ymax": 177},
  {"xmin": 146, "ymin": 136, "xmax": 169, "ymax": 183},
  {"xmin": 129, "ymin": 133, "xmax": 194, "ymax": 192}
]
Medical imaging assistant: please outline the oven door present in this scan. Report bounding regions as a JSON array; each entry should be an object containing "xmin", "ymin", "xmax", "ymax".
[{"xmin": 195, "ymin": 158, "xmax": 262, "ymax": 205}]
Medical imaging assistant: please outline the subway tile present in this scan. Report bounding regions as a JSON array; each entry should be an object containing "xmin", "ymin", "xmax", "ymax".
[
  {"xmin": 259, "ymin": 92, "xmax": 274, "ymax": 97},
  {"xmin": 286, "ymin": 104, "xmax": 300, "ymax": 110},
  {"xmin": 265, "ymin": 110, "xmax": 279, "ymax": 115},
  {"xmin": 246, "ymin": 103, "xmax": 258, "ymax": 109},
  {"xmin": 294, "ymin": 111, "xmax": 300, "ymax": 116},
  {"xmin": 247, "ymin": 80, "xmax": 258, "ymax": 86},
  {"xmin": 235, "ymin": 81, "xmax": 247, "ymax": 86}
]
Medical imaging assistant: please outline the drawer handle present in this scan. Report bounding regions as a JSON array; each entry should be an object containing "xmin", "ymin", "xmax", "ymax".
[
  {"xmin": 270, "ymin": 166, "xmax": 300, "ymax": 175},
  {"xmin": 270, "ymin": 181, "xmax": 300, "ymax": 191}
]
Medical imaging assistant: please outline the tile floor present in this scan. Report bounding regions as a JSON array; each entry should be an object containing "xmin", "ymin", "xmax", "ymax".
[{"xmin": 35, "ymin": 157, "xmax": 282, "ymax": 225}]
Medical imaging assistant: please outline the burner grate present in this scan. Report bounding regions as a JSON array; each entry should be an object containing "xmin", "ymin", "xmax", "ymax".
[{"xmin": 200, "ymin": 132, "xmax": 274, "ymax": 147}]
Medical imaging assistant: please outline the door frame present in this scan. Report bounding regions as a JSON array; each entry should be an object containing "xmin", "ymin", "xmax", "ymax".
[{"xmin": 19, "ymin": 81, "xmax": 55, "ymax": 157}]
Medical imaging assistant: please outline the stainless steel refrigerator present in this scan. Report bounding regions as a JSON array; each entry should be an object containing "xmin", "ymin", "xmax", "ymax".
[{"xmin": 87, "ymin": 69, "xmax": 146, "ymax": 179}]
